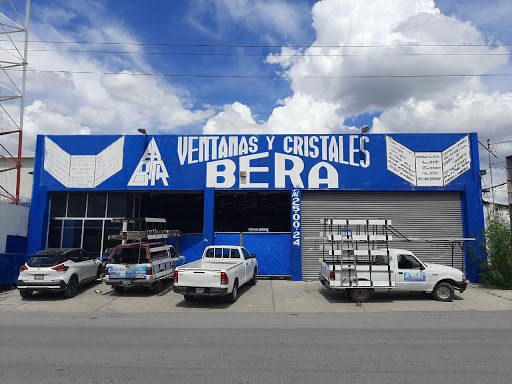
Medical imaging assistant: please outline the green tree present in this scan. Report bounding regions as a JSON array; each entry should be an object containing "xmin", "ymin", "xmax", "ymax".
[{"xmin": 480, "ymin": 216, "xmax": 512, "ymax": 288}]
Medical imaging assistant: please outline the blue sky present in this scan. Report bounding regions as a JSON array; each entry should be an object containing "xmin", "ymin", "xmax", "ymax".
[{"xmin": 1, "ymin": 0, "xmax": 512, "ymax": 201}]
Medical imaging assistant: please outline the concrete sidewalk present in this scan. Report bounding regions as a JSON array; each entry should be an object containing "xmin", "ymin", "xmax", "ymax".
[{"xmin": 0, "ymin": 280, "xmax": 511, "ymax": 313}]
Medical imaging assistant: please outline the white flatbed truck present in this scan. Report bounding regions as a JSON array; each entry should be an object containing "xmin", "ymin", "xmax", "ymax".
[{"xmin": 318, "ymin": 219, "xmax": 467, "ymax": 302}]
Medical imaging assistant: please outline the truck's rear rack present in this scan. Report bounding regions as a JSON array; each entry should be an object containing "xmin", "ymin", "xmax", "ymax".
[
  {"xmin": 108, "ymin": 217, "xmax": 180, "ymax": 243},
  {"xmin": 319, "ymin": 219, "xmax": 395, "ymax": 288}
]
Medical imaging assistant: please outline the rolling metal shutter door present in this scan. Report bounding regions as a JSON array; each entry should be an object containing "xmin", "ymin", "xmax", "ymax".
[{"xmin": 301, "ymin": 191, "xmax": 464, "ymax": 280}]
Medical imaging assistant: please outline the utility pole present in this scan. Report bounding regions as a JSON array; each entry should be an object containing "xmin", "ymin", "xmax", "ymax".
[
  {"xmin": 487, "ymin": 139, "xmax": 495, "ymax": 215},
  {"xmin": 506, "ymin": 155, "xmax": 512, "ymax": 230}
]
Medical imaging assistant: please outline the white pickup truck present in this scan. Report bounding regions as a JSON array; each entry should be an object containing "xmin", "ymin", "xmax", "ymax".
[
  {"xmin": 320, "ymin": 248, "xmax": 467, "ymax": 303},
  {"xmin": 173, "ymin": 245, "xmax": 258, "ymax": 303}
]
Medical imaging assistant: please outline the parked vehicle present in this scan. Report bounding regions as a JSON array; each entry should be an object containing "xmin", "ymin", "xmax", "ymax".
[
  {"xmin": 320, "ymin": 248, "xmax": 467, "ymax": 302},
  {"xmin": 104, "ymin": 242, "xmax": 184, "ymax": 293},
  {"xmin": 17, "ymin": 248, "xmax": 102, "ymax": 298},
  {"xmin": 173, "ymin": 245, "xmax": 257, "ymax": 302}
]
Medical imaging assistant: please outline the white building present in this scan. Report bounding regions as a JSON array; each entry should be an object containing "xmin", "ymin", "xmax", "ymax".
[
  {"xmin": 483, "ymin": 200, "xmax": 511, "ymax": 227},
  {"xmin": 0, "ymin": 202, "xmax": 29, "ymax": 253},
  {"xmin": 0, "ymin": 156, "xmax": 34, "ymax": 204}
]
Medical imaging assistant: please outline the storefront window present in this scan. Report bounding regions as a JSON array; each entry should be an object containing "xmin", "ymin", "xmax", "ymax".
[
  {"xmin": 82, "ymin": 220, "xmax": 103, "ymax": 257},
  {"xmin": 48, "ymin": 219, "xmax": 63, "ymax": 248},
  {"xmin": 67, "ymin": 193, "xmax": 87, "ymax": 217},
  {"xmin": 107, "ymin": 194, "xmax": 133, "ymax": 218},
  {"xmin": 50, "ymin": 193, "xmax": 67, "ymax": 217},
  {"xmin": 103, "ymin": 221, "xmax": 122, "ymax": 254},
  {"xmin": 62, "ymin": 220, "xmax": 83, "ymax": 248},
  {"xmin": 49, "ymin": 192, "xmax": 138, "ymax": 254},
  {"xmin": 87, "ymin": 194, "xmax": 107, "ymax": 218}
]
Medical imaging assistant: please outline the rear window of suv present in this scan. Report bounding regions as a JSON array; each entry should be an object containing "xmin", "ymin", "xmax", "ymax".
[
  {"xmin": 111, "ymin": 246, "xmax": 149, "ymax": 263},
  {"xmin": 27, "ymin": 255, "xmax": 67, "ymax": 267}
]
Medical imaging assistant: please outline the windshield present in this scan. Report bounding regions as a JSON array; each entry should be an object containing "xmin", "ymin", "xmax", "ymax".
[{"xmin": 27, "ymin": 255, "xmax": 67, "ymax": 267}]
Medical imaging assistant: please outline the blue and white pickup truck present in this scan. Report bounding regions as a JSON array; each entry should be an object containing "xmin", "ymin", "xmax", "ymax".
[
  {"xmin": 173, "ymin": 245, "xmax": 257, "ymax": 303},
  {"xmin": 104, "ymin": 242, "xmax": 185, "ymax": 293}
]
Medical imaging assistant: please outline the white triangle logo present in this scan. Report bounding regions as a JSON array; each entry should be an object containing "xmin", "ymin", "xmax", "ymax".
[{"xmin": 128, "ymin": 138, "xmax": 169, "ymax": 186}]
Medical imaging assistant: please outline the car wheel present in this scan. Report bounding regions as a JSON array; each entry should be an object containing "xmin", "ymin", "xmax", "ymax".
[
  {"xmin": 96, "ymin": 266, "xmax": 103, "ymax": 279},
  {"xmin": 19, "ymin": 289, "xmax": 33, "ymax": 298},
  {"xmin": 184, "ymin": 295, "xmax": 195, "ymax": 302},
  {"xmin": 113, "ymin": 286, "xmax": 124, "ymax": 294},
  {"xmin": 63, "ymin": 276, "xmax": 78, "ymax": 298},
  {"xmin": 249, "ymin": 268, "xmax": 257, "ymax": 285},
  {"xmin": 433, "ymin": 282, "xmax": 454, "ymax": 302},
  {"xmin": 349, "ymin": 288, "xmax": 371, "ymax": 303},
  {"xmin": 227, "ymin": 280, "xmax": 238, "ymax": 303}
]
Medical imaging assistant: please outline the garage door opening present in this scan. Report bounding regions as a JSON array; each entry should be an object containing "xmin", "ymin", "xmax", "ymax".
[
  {"xmin": 215, "ymin": 191, "xmax": 290, "ymax": 232},
  {"xmin": 140, "ymin": 192, "xmax": 204, "ymax": 233}
]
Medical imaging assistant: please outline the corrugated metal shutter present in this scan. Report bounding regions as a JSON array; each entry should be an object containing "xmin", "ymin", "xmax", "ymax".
[{"xmin": 301, "ymin": 191, "xmax": 464, "ymax": 280}]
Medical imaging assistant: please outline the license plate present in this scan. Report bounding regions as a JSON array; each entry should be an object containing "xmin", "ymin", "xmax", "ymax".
[
  {"xmin": 195, "ymin": 288, "xmax": 205, "ymax": 293},
  {"xmin": 34, "ymin": 274, "xmax": 44, "ymax": 280}
]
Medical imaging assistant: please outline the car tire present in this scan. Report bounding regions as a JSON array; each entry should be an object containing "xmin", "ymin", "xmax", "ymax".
[
  {"xmin": 113, "ymin": 286, "xmax": 124, "ymax": 294},
  {"xmin": 63, "ymin": 276, "xmax": 78, "ymax": 298},
  {"xmin": 432, "ymin": 282, "xmax": 454, "ymax": 302},
  {"xmin": 184, "ymin": 295, "xmax": 195, "ymax": 302},
  {"xmin": 227, "ymin": 280, "xmax": 238, "ymax": 303},
  {"xmin": 96, "ymin": 266, "xmax": 103, "ymax": 279},
  {"xmin": 19, "ymin": 289, "xmax": 33, "ymax": 298},
  {"xmin": 249, "ymin": 268, "xmax": 257, "ymax": 285},
  {"xmin": 349, "ymin": 288, "xmax": 371, "ymax": 303}
]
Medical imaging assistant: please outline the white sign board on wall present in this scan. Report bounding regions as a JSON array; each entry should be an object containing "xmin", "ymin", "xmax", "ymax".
[
  {"xmin": 386, "ymin": 135, "xmax": 471, "ymax": 187},
  {"xmin": 44, "ymin": 137, "xmax": 125, "ymax": 188}
]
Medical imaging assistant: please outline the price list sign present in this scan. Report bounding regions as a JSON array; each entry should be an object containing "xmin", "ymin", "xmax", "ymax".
[
  {"xmin": 442, "ymin": 136, "xmax": 471, "ymax": 186},
  {"xmin": 387, "ymin": 135, "xmax": 471, "ymax": 187},
  {"xmin": 415, "ymin": 152, "xmax": 443, "ymax": 186},
  {"xmin": 386, "ymin": 136, "xmax": 416, "ymax": 185}
]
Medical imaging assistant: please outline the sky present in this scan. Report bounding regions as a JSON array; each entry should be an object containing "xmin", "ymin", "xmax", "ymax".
[{"xmin": 0, "ymin": 0, "xmax": 511, "ymax": 204}]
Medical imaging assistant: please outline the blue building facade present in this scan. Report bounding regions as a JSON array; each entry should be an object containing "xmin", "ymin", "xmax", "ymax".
[{"xmin": 28, "ymin": 133, "xmax": 485, "ymax": 281}]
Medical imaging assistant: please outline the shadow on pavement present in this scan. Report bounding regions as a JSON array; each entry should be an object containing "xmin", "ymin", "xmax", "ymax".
[
  {"xmin": 175, "ymin": 283, "xmax": 253, "ymax": 309},
  {"xmin": 318, "ymin": 286, "xmax": 463, "ymax": 303},
  {"xmin": 18, "ymin": 278, "xmax": 104, "ymax": 301},
  {"xmin": 103, "ymin": 279, "xmax": 175, "ymax": 297}
]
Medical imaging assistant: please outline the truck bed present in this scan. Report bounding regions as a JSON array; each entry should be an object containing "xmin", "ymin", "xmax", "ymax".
[
  {"xmin": 176, "ymin": 259, "xmax": 243, "ymax": 288},
  {"xmin": 321, "ymin": 260, "xmax": 396, "ymax": 288},
  {"xmin": 179, "ymin": 259, "xmax": 241, "ymax": 271}
]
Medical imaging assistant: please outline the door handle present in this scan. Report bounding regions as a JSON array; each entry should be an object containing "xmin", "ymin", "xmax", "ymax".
[{"xmin": 398, "ymin": 272, "xmax": 403, "ymax": 275}]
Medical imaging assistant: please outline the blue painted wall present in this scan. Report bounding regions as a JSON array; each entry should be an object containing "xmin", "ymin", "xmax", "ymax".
[{"xmin": 28, "ymin": 133, "xmax": 486, "ymax": 282}]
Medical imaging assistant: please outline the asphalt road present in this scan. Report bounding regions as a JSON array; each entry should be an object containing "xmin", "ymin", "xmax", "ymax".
[{"xmin": 1, "ymin": 311, "xmax": 511, "ymax": 384}]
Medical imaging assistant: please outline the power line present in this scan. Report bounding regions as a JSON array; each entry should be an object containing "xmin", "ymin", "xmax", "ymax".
[
  {"xmin": 492, "ymin": 140, "xmax": 512, "ymax": 145},
  {"xmin": 20, "ymin": 69, "xmax": 512, "ymax": 79},
  {"xmin": 2, "ymin": 48, "xmax": 511, "ymax": 57},
  {"xmin": 2, "ymin": 39, "xmax": 512, "ymax": 48}
]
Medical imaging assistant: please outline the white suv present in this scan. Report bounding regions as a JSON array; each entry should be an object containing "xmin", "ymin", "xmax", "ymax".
[{"xmin": 17, "ymin": 248, "xmax": 102, "ymax": 298}]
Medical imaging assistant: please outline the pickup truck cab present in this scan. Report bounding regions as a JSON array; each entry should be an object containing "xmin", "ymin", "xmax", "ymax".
[
  {"xmin": 320, "ymin": 248, "xmax": 467, "ymax": 303},
  {"xmin": 173, "ymin": 245, "xmax": 257, "ymax": 303},
  {"xmin": 104, "ymin": 242, "xmax": 184, "ymax": 293}
]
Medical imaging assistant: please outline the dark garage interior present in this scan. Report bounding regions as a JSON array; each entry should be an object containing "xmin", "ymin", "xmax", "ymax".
[
  {"xmin": 214, "ymin": 191, "xmax": 291, "ymax": 232},
  {"xmin": 140, "ymin": 192, "xmax": 204, "ymax": 233}
]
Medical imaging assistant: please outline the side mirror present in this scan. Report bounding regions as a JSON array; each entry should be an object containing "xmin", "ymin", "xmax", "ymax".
[
  {"xmin": 251, "ymin": 254, "xmax": 256, "ymax": 259},
  {"xmin": 420, "ymin": 264, "xmax": 425, "ymax": 270}
]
